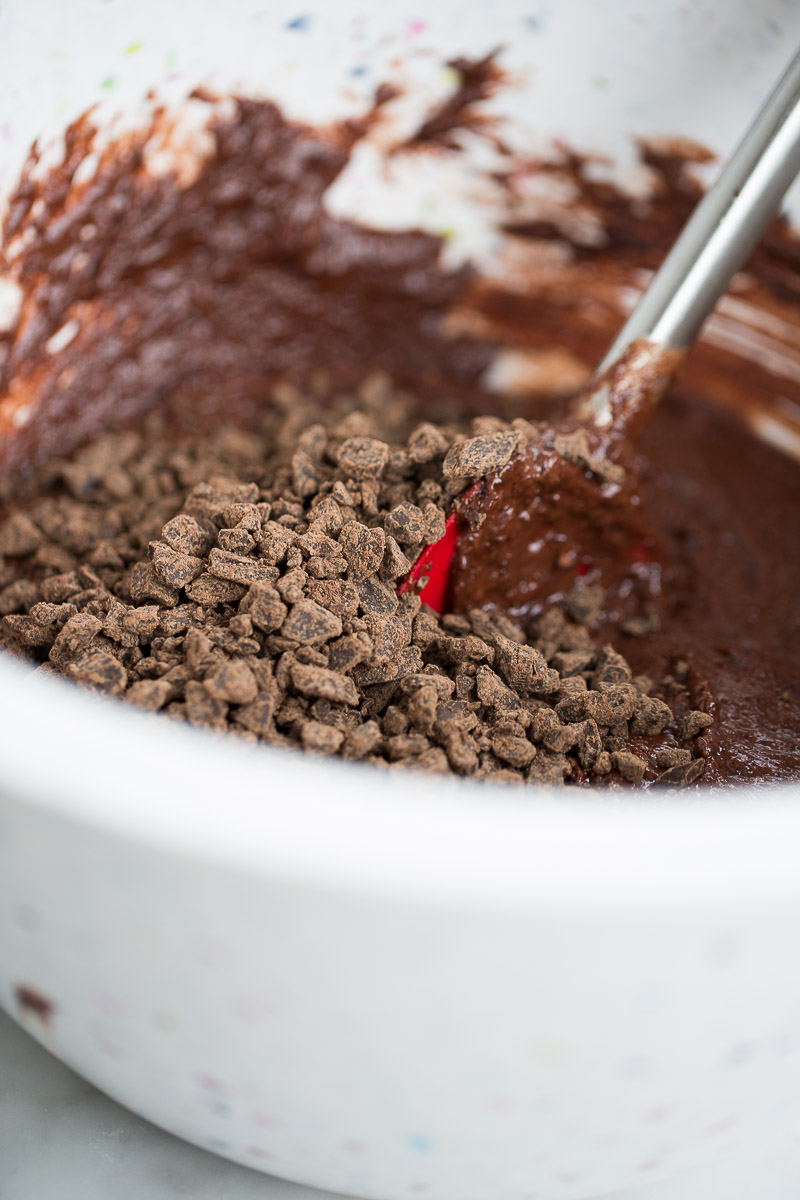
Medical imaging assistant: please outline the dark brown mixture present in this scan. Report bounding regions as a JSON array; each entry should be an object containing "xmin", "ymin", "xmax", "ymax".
[
  {"xmin": 0, "ymin": 380, "xmax": 710, "ymax": 788},
  {"xmin": 0, "ymin": 87, "xmax": 798, "ymax": 789}
]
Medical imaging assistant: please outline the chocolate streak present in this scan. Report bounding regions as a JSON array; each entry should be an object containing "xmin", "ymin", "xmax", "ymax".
[
  {"xmin": 402, "ymin": 50, "xmax": 507, "ymax": 151},
  {"xmin": 0, "ymin": 97, "xmax": 489, "ymax": 478},
  {"xmin": 1, "ymin": 93, "xmax": 799, "ymax": 785},
  {"xmin": 13, "ymin": 983, "xmax": 55, "ymax": 1025}
]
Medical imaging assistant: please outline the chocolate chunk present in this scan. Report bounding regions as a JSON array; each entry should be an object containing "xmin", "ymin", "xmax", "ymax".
[
  {"xmin": 655, "ymin": 759, "xmax": 706, "ymax": 787},
  {"xmin": 357, "ymin": 577, "xmax": 398, "ymax": 616},
  {"xmin": 682, "ymin": 710, "xmax": 714, "ymax": 738},
  {"xmin": 630, "ymin": 694, "xmax": 672, "ymax": 737},
  {"xmin": 149, "ymin": 540, "xmax": 205, "ymax": 588},
  {"xmin": 379, "ymin": 535, "xmax": 412, "ymax": 582},
  {"xmin": 338, "ymin": 521, "xmax": 385, "ymax": 581},
  {"xmin": 552, "ymin": 430, "xmax": 624, "ymax": 484},
  {"xmin": 184, "ymin": 679, "xmax": 228, "ymax": 728},
  {"xmin": 187, "ymin": 478, "xmax": 258, "ymax": 525},
  {"xmin": 2, "ymin": 613, "xmax": 54, "ymax": 649},
  {"xmin": 0, "ymin": 579, "xmax": 41, "ymax": 615},
  {"xmin": 301, "ymin": 721, "xmax": 346, "ymax": 753},
  {"xmin": 283, "ymin": 599, "xmax": 342, "ymax": 645},
  {"xmin": 541, "ymin": 719, "xmax": 579, "ymax": 754},
  {"xmin": 576, "ymin": 719, "xmax": 603, "ymax": 771},
  {"xmin": 408, "ymin": 423, "xmax": 450, "ymax": 464},
  {"xmin": 328, "ymin": 633, "xmax": 372, "ymax": 672},
  {"xmin": 384, "ymin": 502, "xmax": 426, "ymax": 547},
  {"xmin": 305, "ymin": 553, "xmax": 347, "ymax": 579},
  {"xmin": 257, "ymin": 522, "xmax": 297, "ymax": 566},
  {"xmin": 594, "ymin": 751, "xmax": 613, "ymax": 776},
  {"xmin": 385, "ymin": 732, "xmax": 430, "ymax": 760},
  {"xmin": 241, "ymin": 581, "xmax": 287, "ymax": 632},
  {"xmin": 217, "ymin": 525, "xmax": 257, "ymax": 555},
  {"xmin": 593, "ymin": 683, "xmax": 638, "ymax": 722},
  {"xmin": 527, "ymin": 749, "xmax": 571, "ymax": 785},
  {"xmin": 127, "ymin": 678, "xmax": 173, "ymax": 710},
  {"xmin": 204, "ymin": 660, "xmax": 258, "ymax": 705},
  {"xmin": 207, "ymin": 547, "xmax": 279, "ymax": 585},
  {"xmin": 612, "ymin": 750, "xmax": 647, "ymax": 784},
  {"xmin": 291, "ymin": 449, "xmax": 321, "ymax": 499},
  {"xmin": 0, "ymin": 513, "xmax": 42, "ymax": 556},
  {"xmin": 363, "ymin": 613, "xmax": 408, "ymax": 664},
  {"xmin": 308, "ymin": 496, "xmax": 344, "ymax": 536},
  {"xmin": 442, "ymin": 430, "xmax": 520, "ymax": 479},
  {"xmin": 336, "ymin": 437, "xmax": 391, "ymax": 480},
  {"xmin": 307, "ymin": 579, "xmax": 360, "ymax": 619},
  {"xmin": 342, "ymin": 721, "xmax": 383, "ymax": 760},
  {"xmin": 475, "ymin": 664, "xmax": 521, "ymax": 712},
  {"xmin": 551, "ymin": 649, "xmax": 595, "ymax": 676},
  {"xmin": 234, "ymin": 695, "xmax": 277, "ymax": 737},
  {"xmin": 564, "ymin": 584, "xmax": 605, "ymax": 625},
  {"xmin": 275, "ymin": 567, "xmax": 308, "ymax": 605},
  {"xmin": 130, "ymin": 562, "xmax": 180, "ymax": 608},
  {"xmin": 493, "ymin": 634, "xmax": 559, "ymax": 695},
  {"xmin": 291, "ymin": 661, "xmax": 359, "ymax": 706},
  {"xmin": 382, "ymin": 705, "xmax": 409, "ymax": 736},
  {"xmin": 352, "ymin": 646, "xmax": 423, "ymax": 686},
  {"xmin": 49, "ymin": 613, "xmax": 102, "ymax": 666},
  {"xmin": 655, "ymin": 746, "xmax": 692, "ymax": 769},
  {"xmin": 39, "ymin": 572, "xmax": 83, "ymax": 603},
  {"xmin": 161, "ymin": 513, "xmax": 216, "ymax": 557},
  {"xmin": 590, "ymin": 646, "xmax": 633, "ymax": 687},
  {"xmin": 491, "ymin": 732, "xmax": 536, "ymax": 768},
  {"xmin": 67, "ymin": 648, "xmax": 128, "ymax": 695},
  {"xmin": 185, "ymin": 572, "xmax": 246, "ymax": 605},
  {"xmin": 440, "ymin": 727, "xmax": 479, "ymax": 774},
  {"xmin": 296, "ymin": 528, "xmax": 340, "ymax": 559}
]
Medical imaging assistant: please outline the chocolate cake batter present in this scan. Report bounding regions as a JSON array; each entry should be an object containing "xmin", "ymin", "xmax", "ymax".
[{"xmin": 0, "ymin": 87, "xmax": 798, "ymax": 787}]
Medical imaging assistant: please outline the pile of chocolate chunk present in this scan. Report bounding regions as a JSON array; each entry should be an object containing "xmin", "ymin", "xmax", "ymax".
[{"xmin": 0, "ymin": 375, "xmax": 710, "ymax": 787}]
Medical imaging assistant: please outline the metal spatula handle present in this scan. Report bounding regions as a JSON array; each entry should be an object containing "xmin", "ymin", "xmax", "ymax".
[{"xmin": 595, "ymin": 45, "xmax": 800, "ymax": 376}]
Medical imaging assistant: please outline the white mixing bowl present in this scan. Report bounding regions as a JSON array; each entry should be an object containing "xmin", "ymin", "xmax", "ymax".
[{"xmin": 2, "ymin": 3, "xmax": 800, "ymax": 1198}]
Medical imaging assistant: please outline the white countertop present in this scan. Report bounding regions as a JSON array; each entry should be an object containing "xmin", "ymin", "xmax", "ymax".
[
  {"xmin": 0, "ymin": 1009, "xmax": 335, "ymax": 1200},
  {"xmin": 3, "ymin": 1007, "xmax": 800, "ymax": 1200}
]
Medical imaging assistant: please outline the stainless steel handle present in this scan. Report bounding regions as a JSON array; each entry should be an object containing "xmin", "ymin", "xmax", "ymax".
[{"xmin": 595, "ymin": 45, "xmax": 800, "ymax": 376}]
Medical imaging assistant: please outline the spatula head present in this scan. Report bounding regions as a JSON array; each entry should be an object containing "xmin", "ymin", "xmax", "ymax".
[{"xmin": 399, "ymin": 340, "xmax": 677, "ymax": 620}]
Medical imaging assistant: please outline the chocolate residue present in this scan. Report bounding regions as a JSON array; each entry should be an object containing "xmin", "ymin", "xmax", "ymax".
[
  {"xmin": 14, "ymin": 983, "xmax": 55, "ymax": 1025},
  {"xmin": 490, "ymin": 140, "xmax": 800, "ymax": 413},
  {"xmin": 402, "ymin": 51, "xmax": 507, "ymax": 151},
  {"xmin": 0, "ymin": 96, "xmax": 489, "ymax": 478}
]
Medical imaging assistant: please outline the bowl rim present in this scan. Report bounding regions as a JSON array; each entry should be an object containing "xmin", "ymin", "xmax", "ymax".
[{"xmin": 2, "ymin": 650, "xmax": 800, "ymax": 918}]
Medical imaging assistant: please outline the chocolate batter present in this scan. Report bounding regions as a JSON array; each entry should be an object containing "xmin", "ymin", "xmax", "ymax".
[{"xmin": 1, "ymin": 88, "xmax": 799, "ymax": 786}]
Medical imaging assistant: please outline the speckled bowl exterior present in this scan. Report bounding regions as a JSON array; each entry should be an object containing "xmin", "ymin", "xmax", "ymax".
[{"xmin": 2, "ymin": 3, "xmax": 800, "ymax": 1199}]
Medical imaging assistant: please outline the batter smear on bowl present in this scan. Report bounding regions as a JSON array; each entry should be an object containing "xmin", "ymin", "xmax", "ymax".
[{"xmin": 0, "ymin": 90, "xmax": 798, "ymax": 788}]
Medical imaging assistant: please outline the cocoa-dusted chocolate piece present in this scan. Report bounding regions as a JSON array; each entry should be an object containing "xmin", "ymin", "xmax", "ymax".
[
  {"xmin": 442, "ymin": 430, "xmax": 521, "ymax": 479},
  {"xmin": 655, "ymin": 759, "xmax": 706, "ymax": 787},
  {"xmin": 682, "ymin": 710, "xmax": 714, "ymax": 738},
  {"xmin": 0, "ymin": 378, "xmax": 709, "ymax": 789},
  {"xmin": 0, "ymin": 513, "xmax": 43, "ymax": 557},
  {"xmin": 335, "ymin": 437, "xmax": 391, "ymax": 480}
]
